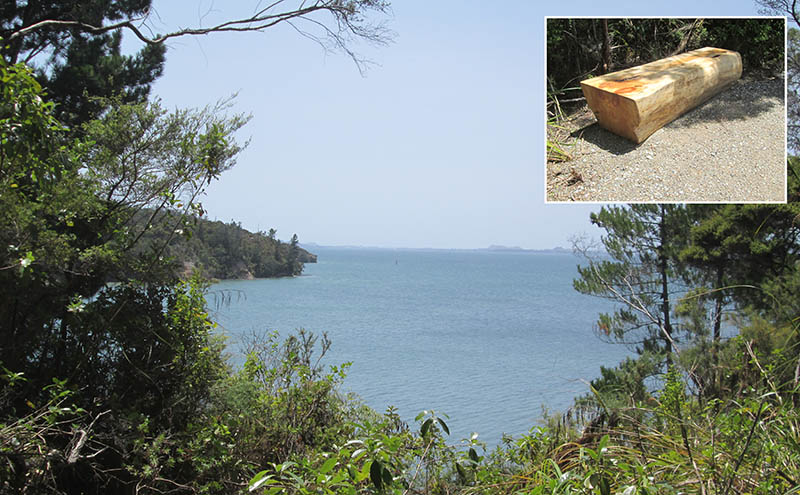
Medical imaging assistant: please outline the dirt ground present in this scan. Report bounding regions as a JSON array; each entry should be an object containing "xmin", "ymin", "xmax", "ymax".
[{"xmin": 545, "ymin": 77, "xmax": 786, "ymax": 203}]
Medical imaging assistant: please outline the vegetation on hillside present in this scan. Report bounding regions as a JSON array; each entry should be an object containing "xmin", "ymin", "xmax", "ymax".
[
  {"xmin": 133, "ymin": 212, "xmax": 316, "ymax": 280},
  {"xmin": 0, "ymin": 1, "xmax": 385, "ymax": 492}
]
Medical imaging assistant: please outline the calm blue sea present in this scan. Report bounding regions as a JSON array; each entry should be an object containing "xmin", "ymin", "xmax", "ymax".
[{"xmin": 208, "ymin": 246, "xmax": 630, "ymax": 446}]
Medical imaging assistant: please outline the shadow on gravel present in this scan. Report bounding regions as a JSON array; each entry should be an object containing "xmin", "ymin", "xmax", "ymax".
[
  {"xmin": 568, "ymin": 78, "xmax": 783, "ymax": 153},
  {"xmin": 668, "ymin": 79, "xmax": 783, "ymax": 128},
  {"xmin": 571, "ymin": 123, "xmax": 639, "ymax": 155}
]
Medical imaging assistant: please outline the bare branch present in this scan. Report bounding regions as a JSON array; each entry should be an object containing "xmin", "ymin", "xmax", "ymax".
[{"xmin": 6, "ymin": 1, "xmax": 393, "ymax": 73}]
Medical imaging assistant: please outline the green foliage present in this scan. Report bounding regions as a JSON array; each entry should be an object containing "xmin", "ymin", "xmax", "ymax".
[
  {"xmin": 657, "ymin": 366, "xmax": 687, "ymax": 428},
  {"xmin": 0, "ymin": 58, "xmax": 246, "ymax": 387},
  {"xmin": 574, "ymin": 205, "xmax": 691, "ymax": 365},
  {"xmin": 0, "ymin": 55, "xmax": 249, "ymax": 492},
  {"xmin": 547, "ymin": 18, "xmax": 783, "ymax": 105},
  {"xmin": 1, "ymin": 0, "xmax": 166, "ymax": 128},
  {"xmin": 0, "ymin": 368, "xmax": 90, "ymax": 492},
  {"xmin": 133, "ymin": 215, "xmax": 315, "ymax": 280},
  {"xmin": 586, "ymin": 353, "xmax": 662, "ymax": 407},
  {"xmin": 546, "ymin": 80, "xmax": 578, "ymax": 163},
  {"xmin": 561, "ymin": 183, "xmax": 800, "ymax": 494},
  {"xmin": 702, "ymin": 18, "xmax": 785, "ymax": 75},
  {"xmin": 789, "ymin": 30, "xmax": 800, "ymax": 151},
  {"xmin": 682, "ymin": 202, "xmax": 800, "ymax": 310}
]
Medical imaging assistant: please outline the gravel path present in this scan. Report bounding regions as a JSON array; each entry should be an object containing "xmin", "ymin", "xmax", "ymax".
[{"xmin": 546, "ymin": 77, "xmax": 786, "ymax": 202}]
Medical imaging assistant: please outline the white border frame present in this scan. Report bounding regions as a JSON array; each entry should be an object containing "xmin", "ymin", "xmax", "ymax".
[{"xmin": 543, "ymin": 16, "xmax": 788, "ymax": 205}]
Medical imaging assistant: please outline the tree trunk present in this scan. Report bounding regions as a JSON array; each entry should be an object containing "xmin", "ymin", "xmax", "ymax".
[
  {"xmin": 711, "ymin": 263, "xmax": 724, "ymax": 394},
  {"xmin": 659, "ymin": 206, "xmax": 673, "ymax": 366},
  {"xmin": 671, "ymin": 19, "xmax": 703, "ymax": 56},
  {"xmin": 601, "ymin": 19, "xmax": 611, "ymax": 74}
]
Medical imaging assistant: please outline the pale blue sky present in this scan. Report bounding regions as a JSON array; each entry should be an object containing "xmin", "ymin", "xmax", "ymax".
[{"xmin": 143, "ymin": 1, "xmax": 768, "ymax": 249}]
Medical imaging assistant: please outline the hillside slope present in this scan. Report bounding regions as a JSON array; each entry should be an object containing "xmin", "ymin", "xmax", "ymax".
[{"xmin": 135, "ymin": 213, "xmax": 316, "ymax": 280}]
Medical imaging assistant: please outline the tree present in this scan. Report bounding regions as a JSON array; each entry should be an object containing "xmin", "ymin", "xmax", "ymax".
[
  {"xmin": 1, "ymin": 87, "xmax": 249, "ymax": 376},
  {"xmin": 288, "ymin": 233, "xmax": 301, "ymax": 276},
  {"xmin": 0, "ymin": 58, "xmax": 248, "ymax": 492},
  {"xmin": 676, "ymin": 201, "xmax": 800, "ymax": 395},
  {"xmin": 2, "ymin": 1, "xmax": 392, "ymax": 130},
  {"xmin": 574, "ymin": 205, "xmax": 693, "ymax": 373},
  {"xmin": 1, "ymin": 1, "xmax": 166, "ymax": 128},
  {"xmin": 677, "ymin": 206, "xmax": 732, "ymax": 392},
  {"xmin": 0, "ymin": 61, "xmax": 247, "ymax": 368},
  {"xmin": 756, "ymin": 0, "xmax": 800, "ymax": 26},
  {"xmin": 757, "ymin": 1, "xmax": 800, "ymax": 149},
  {"xmin": 2, "ymin": 1, "xmax": 392, "ymax": 77},
  {"xmin": 682, "ymin": 202, "xmax": 800, "ymax": 322},
  {"xmin": 547, "ymin": 17, "xmax": 783, "ymax": 104},
  {"xmin": 788, "ymin": 27, "xmax": 800, "ymax": 151},
  {"xmin": 0, "ymin": 2, "xmax": 392, "ymax": 490}
]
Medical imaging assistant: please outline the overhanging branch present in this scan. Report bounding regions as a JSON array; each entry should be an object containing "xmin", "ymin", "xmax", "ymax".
[{"xmin": 6, "ymin": 1, "xmax": 392, "ymax": 72}]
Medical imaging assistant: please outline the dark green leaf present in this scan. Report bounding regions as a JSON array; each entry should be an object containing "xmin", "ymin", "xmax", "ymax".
[
  {"xmin": 381, "ymin": 465, "xmax": 392, "ymax": 485},
  {"xmin": 437, "ymin": 417, "xmax": 450, "ymax": 435},
  {"xmin": 598, "ymin": 476, "xmax": 611, "ymax": 495},
  {"xmin": 456, "ymin": 462, "xmax": 467, "ymax": 481},
  {"xmin": 370, "ymin": 459, "xmax": 383, "ymax": 491},
  {"xmin": 421, "ymin": 418, "xmax": 433, "ymax": 437}
]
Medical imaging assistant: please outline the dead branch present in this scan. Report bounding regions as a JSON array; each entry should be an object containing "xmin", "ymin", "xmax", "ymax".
[{"xmin": 6, "ymin": 1, "xmax": 393, "ymax": 74}]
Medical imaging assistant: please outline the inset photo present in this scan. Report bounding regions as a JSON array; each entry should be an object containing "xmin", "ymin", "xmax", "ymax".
[{"xmin": 545, "ymin": 17, "xmax": 786, "ymax": 203}]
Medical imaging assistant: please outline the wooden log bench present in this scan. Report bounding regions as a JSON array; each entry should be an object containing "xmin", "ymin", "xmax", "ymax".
[{"xmin": 580, "ymin": 47, "xmax": 742, "ymax": 143}]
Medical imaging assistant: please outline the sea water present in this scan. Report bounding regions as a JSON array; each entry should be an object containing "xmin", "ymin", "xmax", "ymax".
[{"xmin": 208, "ymin": 246, "xmax": 630, "ymax": 446}]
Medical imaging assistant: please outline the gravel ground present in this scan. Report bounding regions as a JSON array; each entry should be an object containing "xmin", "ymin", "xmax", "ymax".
[{"xmin": 546, "ymin": 77, "xmax": 786, "ymax": 202}]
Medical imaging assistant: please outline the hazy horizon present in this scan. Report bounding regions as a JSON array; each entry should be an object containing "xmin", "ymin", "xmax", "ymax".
[{"xmin": 297, "ymin": 241, "xmax": 574, "ymax": 251}]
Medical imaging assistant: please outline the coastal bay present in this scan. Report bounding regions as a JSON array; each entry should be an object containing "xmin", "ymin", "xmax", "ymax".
[{"xmin": 209, "ymin": 246, "xmax": 631, "ymax": 446}]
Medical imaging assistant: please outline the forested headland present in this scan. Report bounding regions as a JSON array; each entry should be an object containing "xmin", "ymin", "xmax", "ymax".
[
  {"xmin": 132, "ymin": 212, "xmax": 317, "ymax": 280},
  {"xmin": 3, "ymin": 2, "xmax": 800, "ymax": 494}
]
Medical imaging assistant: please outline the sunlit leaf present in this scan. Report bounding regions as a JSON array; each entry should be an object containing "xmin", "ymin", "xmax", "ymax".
[
  {"xmin": 248, "ymin": 470, "xmax": 272, "ymax": 492},
  {"xmin": 319, "ymin": 457, "xmax": 337, "ymax": 474}
]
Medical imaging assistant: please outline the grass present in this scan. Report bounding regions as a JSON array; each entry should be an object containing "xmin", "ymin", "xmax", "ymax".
[{"xmin": 546, "ymin": 79, "xmax": 579, "ymax": 163}]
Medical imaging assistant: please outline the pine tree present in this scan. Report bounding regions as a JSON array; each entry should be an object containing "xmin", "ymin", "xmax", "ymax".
[
  {"xmin": 1, "ymin": 1, "xmax": 166, "ymax": 129},
  {"xmin": 574, "ymin": 204, "xmax": 692, "ymax": 367}
]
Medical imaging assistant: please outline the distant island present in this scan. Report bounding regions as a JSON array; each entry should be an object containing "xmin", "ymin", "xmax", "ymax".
[
  {"xmin": 483, "ymin": 245, "xmax": 570, "ymax": 253},
  {"xmin": 135, "ymin": 212, "xmax": 316, "ymax": 280},
  {"xmin": 300, "ymin": 243, "xmax": 572, "ymax": 254}
]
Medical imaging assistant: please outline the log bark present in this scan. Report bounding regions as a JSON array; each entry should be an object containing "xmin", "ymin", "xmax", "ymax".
[{"xmin": 580, "ymin": 47, "xmax": 742, "ymax": 143}]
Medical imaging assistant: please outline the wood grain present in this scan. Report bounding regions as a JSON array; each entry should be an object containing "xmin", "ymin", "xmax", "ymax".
[{"xmin": 580, "ymin": 47, "xmax": 742, "ymax": 143}]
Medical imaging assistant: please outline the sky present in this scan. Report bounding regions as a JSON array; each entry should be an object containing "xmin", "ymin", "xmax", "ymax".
[{"xmin": 138, "ymin": 0, "xmax": 769, "ymax": 249}]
